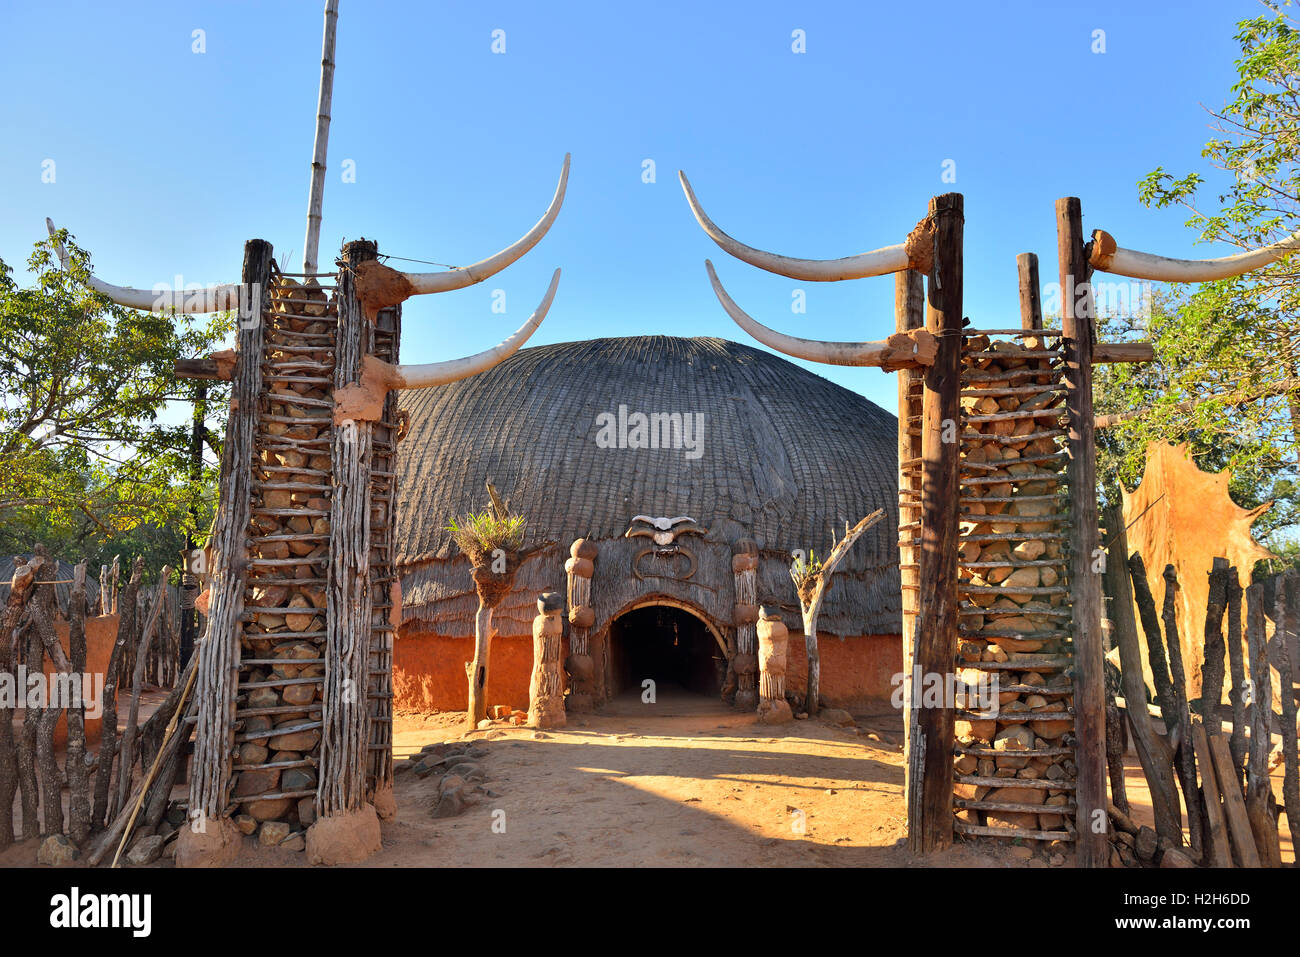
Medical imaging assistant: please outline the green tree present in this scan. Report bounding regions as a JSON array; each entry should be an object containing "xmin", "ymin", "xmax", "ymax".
[
  {"xmin": 0, "ymin": 229, "xmax": 230, "ymax": 568},
  {"xmin": 1095, "ymin": 2, "xmax": 1300, "ymax": 563}
]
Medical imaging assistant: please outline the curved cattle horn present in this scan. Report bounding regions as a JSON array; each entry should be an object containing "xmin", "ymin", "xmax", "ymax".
[
  {"xmin": 46, "ymin": 218, "xmax": 242, "ymax": 313},
  {"xmin": 1089, "ymin": 227, "xmax": 1300, "ymax": 282},
  {"xmin": 679, "ymin": 172, "xmax": 910, "ymax": 281},
  {"xmin": 396, "ymin": 268, "xmax": 560, "ymax": 389},
  {"xmin": 705, "ymin": 261, "xmax": 935, "ymax": 369},
  {"xmin": 401, "ymin": 154, "xmax": 570, "ymax": 296}
]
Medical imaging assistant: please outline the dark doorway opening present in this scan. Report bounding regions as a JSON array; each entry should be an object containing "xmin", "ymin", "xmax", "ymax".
[{"xmin": 608, "ymin": 605, "xmax": 724, "ymax": 699}]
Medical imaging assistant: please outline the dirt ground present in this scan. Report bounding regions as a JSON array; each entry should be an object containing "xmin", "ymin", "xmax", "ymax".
[
  {"xmin": 368, "ymin": 691, "xmax": 1016, "ymax": 868},
  {"xmin": 2, "ymin": 687, "xmax": 1289, "ymax": 868}
]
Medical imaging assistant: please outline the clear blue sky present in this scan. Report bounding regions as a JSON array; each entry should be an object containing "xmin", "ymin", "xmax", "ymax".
[{"xmin": 0, "ymin": 0, "xmax": 1258, "ymax": 413}]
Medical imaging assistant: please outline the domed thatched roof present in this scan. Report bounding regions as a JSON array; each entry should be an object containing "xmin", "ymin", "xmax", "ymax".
[{"xmin": 395, "ymin": 336, "xmax": 901, "ymax": 636}]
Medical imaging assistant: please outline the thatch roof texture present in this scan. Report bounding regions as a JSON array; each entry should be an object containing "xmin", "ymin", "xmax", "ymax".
[{"xmin": 396, "ymin": 336, "xmax": 901, "ymax": 638}]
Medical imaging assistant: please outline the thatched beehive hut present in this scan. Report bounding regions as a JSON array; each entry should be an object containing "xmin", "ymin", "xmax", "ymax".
[{"xmin": 394, "ymin": 336, "xmax": 902, "ymax": 713}]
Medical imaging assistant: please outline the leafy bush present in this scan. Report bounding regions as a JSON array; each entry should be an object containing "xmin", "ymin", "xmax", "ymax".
[{"xmin": 446, "ymin": 511, "xmax": 525, "ymax": 566}]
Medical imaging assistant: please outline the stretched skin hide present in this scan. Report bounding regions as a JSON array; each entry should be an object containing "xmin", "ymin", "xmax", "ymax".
[{"xmin": 1122, "ymin": 442, "xmax": 1273, "ymax": 705}]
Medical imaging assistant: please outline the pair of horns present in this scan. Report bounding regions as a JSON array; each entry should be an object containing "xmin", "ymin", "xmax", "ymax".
[
  {"xmin": 680, "ymin": 171, "xmax": 929, "ymax": 369},
  {"xmin": 685, "ymin": 171, "xmax": 1300, "ymax": 365},
  {"xmin": 46, "ymin": 153, "xmax": 570, "ymax": 389}
]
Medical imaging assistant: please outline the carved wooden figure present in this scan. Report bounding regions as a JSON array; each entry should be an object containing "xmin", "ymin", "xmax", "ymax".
[{"xmin": 529, "ymin": 592, "xmax": 567, "ymax": 729}]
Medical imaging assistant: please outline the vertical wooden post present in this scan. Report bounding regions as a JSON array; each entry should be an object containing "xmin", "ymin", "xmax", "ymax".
[
  {"xmin": 1245, "ymin": 582, "xmax": 1282, "ymax": 865},
  {"xmin": 565, "ymin": 539, "xmax": 598, "ymax": 713},
  {"xmin": 895, "ymin": 268, "xmax": 924, "ymax": 816},
  {"xmin": 1017, "ymin": 252, "xmax": 1042, "ymax": 330},
  {"xmin": 366, "ymin": 255, "xmax": 402, "ymax": 809},
  {"xmin": 908, "ymin": 193, "xmax": 962, "ymax": 855},
  {"xmin": 319, "ymin": 239, "xmax": 377, "ymax": 819},
  {"xmin": 185, "ymin": 239, "xmax": 271, "ymax": 858},
  {"xmin": 756, "ymin": 605, "xmax": 793, "ymax": 725},
  {"xmin": 1056, "ymin": 197, "xmax": 1108, "ymax": 867},
  {"xmin": 1101, "ymin": 502, "xmax": 1182, "ymax": 843},
  {"xmin": 528, "ymin": 593, "xmax": 567, "ymax": 729}
]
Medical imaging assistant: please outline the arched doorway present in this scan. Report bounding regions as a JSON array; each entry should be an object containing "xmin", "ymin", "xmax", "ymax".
[{"xmin": 608, "ymin": 603, "xmax": 726, "ymax": 700}]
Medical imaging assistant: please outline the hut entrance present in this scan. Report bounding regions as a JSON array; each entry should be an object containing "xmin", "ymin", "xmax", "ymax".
[{"xmin": 608, "ymin": 604, "xmax": 724, "ymax": 700}]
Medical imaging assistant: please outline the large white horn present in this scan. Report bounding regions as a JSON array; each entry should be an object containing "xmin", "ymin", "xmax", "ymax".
[
  {"xmin": 46, "ymin": 218, "xmax": 242, "ymax": 313},
  {"xmin": 680, "ymin": 172, "xmax": 911, "ymax": 281},
  {"xmin": 1089, "ymin": 227, "xmax": 1300, "ymax": 282},
  {"xmin": 403, "ymin": 154, "xmax": 570, "ymax": 296},
  {"xmin": 705, "ymin": 261, "xmax": 934, "ymax": 369},
  {"xmin": 396, "ymin": 268, "xmax": 560, "ymax": 388}
]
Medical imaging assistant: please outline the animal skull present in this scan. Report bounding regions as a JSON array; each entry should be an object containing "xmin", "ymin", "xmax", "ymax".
[{"xmin": 625, "ymin": 515, "xmax": 706, "ymax": 545}]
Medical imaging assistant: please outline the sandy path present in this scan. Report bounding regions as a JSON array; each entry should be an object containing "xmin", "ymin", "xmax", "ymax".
[{"xmin": 366, "ymin": 694, "xmax": 1009, "ymax": 868}]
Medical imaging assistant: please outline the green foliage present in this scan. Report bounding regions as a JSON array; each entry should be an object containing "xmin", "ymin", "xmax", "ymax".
[
  {"xmin": 789, "ymin": 549, "xmax": 822, "ymax": 589},
  {"xmin": 446, "ymin": 511, "xmax": 526, "ymax": 565},
  {"xmin": 0, "ymin": 229, "xmax": 231, "ymax": 563},
  {"xmin": 1096, "ymin": 1, "xmax": 1300, "ymax": 560}
]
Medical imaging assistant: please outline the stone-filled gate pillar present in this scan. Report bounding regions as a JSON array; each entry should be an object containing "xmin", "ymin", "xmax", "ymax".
[
  {"xmin": 178, "ymin": 239, "xmax": 272, "ymax": 867},
  {"xmin": 307, "ymin": 239, "xmax": 384, "ymax": 864}
]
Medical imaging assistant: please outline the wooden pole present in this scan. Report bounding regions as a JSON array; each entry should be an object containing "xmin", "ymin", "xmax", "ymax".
[
  {"xmin": 1129, "ymin": 553, "xmax": 1176, "ymax": 729},
  {"xmin": 908, "ymin": 193, "xmax": 962, "ymax": 855},
  {"xmin": 1103, "ymin": 507, "xmax": 1177, "ymax": 835},
  {"xmin": 319, "ymin": 238, "xmax": 378, "ymax": 817},
  {"xmin": 1225, "ymin": 568, "xmax": 1249, "ymax": 782},
  {"xmin": 1274, "ymin": 570, "xmax": 1300, "ymax": 859},
  {"xmin": 467, "ymin": 602, "xmax": 494, "ymax": 727},
  {"xmin": 1244, "ymin": 582, "xmax": 1282, "ymax": 865},
  {"xmin": 115, "ymin": 569, "xmax": 171, "ymax": 820},
  {"xmin": 0, "ymin": 558, "xmax": 35, "ymax": 848},
  {"xmin": 1161, "ymin": 564, "xmax": 1205, "ymax": 861},
  {"xmin": 93, "ymin": 558, "xmax": 139, "ymax": 830},
  {"xmin": 18, "ymin": 617, "xmax": 40, "ymax": 839},
  {"xmin": 189, "ymin": 239, "xmax": 272, "ymax": 833},
  {"xmin": 1200, "ymin": 557, "xmax": 1230, "ymax": 732},
  {"xmin": 1056, "ymin": 196, "xmax": 1108, "ymax": 867},
  {"xmin": 1016, "ymin": 252, "xmax": 1043, "ymax": 330},
  {"xmin": 67, "ymin": 562, "xmax": 91, "ymax": 845},
  {"xmin": 30, "ymin": 576, "xmax": 64, "ymax": 837},
  {"xmin": 896, "ymin": 267, "xmax": 924, "ymax": 813},
  {"xmin": 302, "ymin": 0, "xmax": 339, "ymax": 275},
  {"xmin": 1191, "ymin": 722, "xmax": 1233, "ymax": 866}
]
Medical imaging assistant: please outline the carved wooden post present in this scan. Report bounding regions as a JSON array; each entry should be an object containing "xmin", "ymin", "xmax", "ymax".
[
  {"xmin": 908, "ymin": 194, "xmax": 962, "ymax": 854},
  {"xmin": 310, "ymin": 238, "xmax": 382, "ymax": 863},
  {"xmin": 731, "ymin": 539, "xmax": 760, "ymax": 711},
  {"xmin": 1056, "ymin": 197, "xmax": 1108, "ymax": 868},
  {"xmin": 565, "ymin": 539, "xmax": 597, "ymax": 712},
  {"xmin": 180, "ymin": 239, "xmax": 271, "ymax": 866},
  {"xmin": 756, "ymin": 605, "xmax": 792, "ymax": 724},
  {"xmin": 895, "ymin": 269, "xmax": 924, "ymax": 813},
  {"xmin": 529, "ymin": 592, "xmax": 566, "ymax": 728}
]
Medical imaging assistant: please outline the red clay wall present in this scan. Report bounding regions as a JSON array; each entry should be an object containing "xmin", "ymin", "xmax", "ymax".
[
  {"xmin": 782, "ymin": 632, "xmax": 902, "ymax": 715},
  {"xmin": 395, "ymin": 631, "xmax": 566, "ymax": 714},
  {"xmin": 396, "ymin": 625, "xmax": 901, "ymax": 716}
]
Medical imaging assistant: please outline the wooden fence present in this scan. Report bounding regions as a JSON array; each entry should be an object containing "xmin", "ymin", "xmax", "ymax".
[
  {"xmin": 1103, "ymin": 506, "xmax": 1298, "ymax": 867},
  {"xmin": 2, "ymin": 547, "xmax": 196, "ymax": 866}
]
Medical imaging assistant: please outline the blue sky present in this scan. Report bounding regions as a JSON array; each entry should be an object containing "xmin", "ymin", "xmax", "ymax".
[{"xmin": 0, "ymin": 0, "xmax": 1259, "ymax": 413}]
